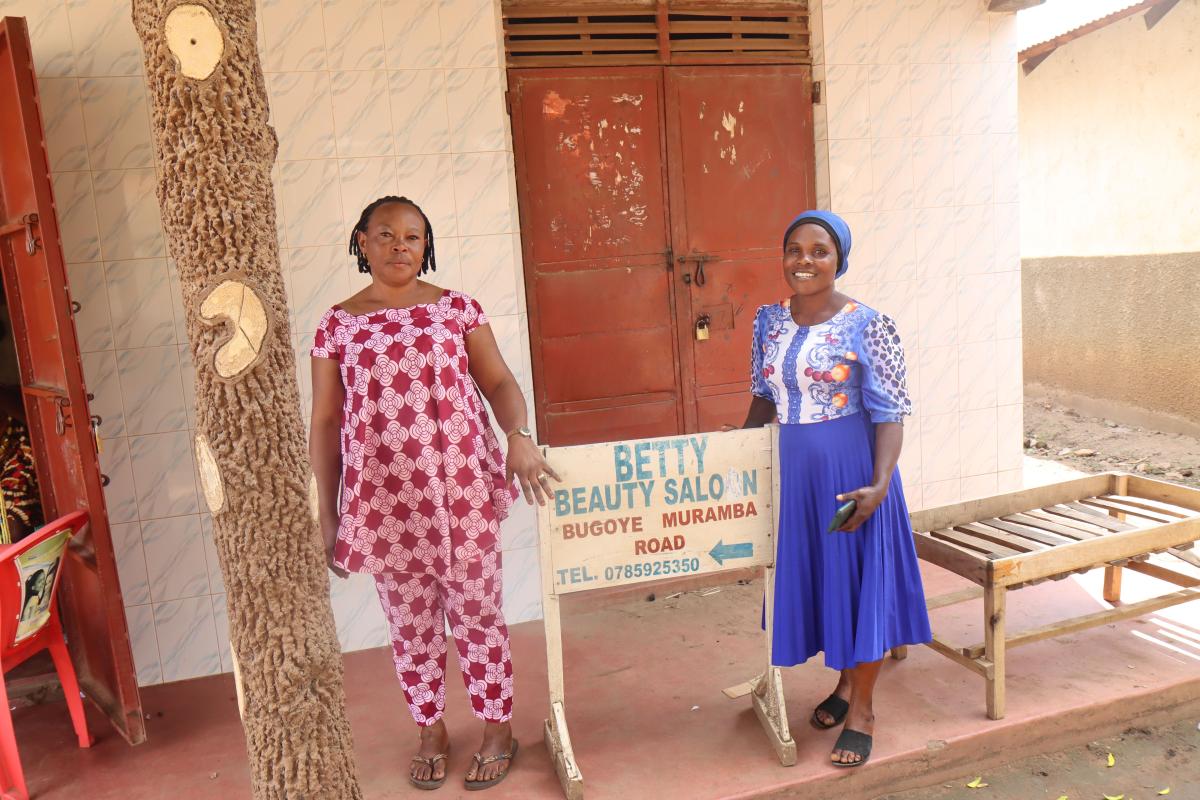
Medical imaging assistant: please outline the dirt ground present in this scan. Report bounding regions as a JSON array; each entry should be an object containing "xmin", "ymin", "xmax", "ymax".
[
  {"xmin": 880, "ymin": 717, "xmax": 1199, "ymax": 800},
  {"xmin": 1024, "ymin": 398, "xmax": 1200, "ymax": 490}
]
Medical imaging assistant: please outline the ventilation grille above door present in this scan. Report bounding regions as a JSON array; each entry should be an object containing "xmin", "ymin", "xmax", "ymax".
[{"xmin": 501, "ymin": 2, "xmax": 811, "ymax": 67}]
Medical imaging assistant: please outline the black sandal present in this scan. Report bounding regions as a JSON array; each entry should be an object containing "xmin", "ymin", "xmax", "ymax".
[
  {"xmin": 831, "ymin": 728, "xmax": 873, "ymax": 768},
  {"xmin": 464, "ymin": 738, "xmax": 518, "ymax": 791},
  {"xmin": 809, "ymin": 693, "xmax": 850, "ymax": 730}
]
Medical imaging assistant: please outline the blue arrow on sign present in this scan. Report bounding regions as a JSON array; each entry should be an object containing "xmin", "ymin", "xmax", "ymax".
[{"xmin": 709, "ymin": 540, "xmax": 754, "ymax": 566}]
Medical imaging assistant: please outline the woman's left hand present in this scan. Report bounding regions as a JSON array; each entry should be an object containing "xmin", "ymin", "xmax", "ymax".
[
  {"xmin": 836, "ymin": 484, "xmax": 888, "ymax": 532},
  {"xmin": 506, "ymin": 436, "xmax": 562, "ymax": 506}
]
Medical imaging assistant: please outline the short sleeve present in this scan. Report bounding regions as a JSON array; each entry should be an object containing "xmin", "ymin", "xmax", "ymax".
[
  {"xmin": 859, "ymin": 313, "xmax": 912, "ymax": 424},
  {"xmin": 460, "ymin": 294, "xmax": 489, "ymax": 336},
  {"xmin": 310, "ymin": 308, "xmax": 340, "ymax": 360},
  {"xmin": 750, "ymin": 305, "xmax": 772, "ymax": 399}
]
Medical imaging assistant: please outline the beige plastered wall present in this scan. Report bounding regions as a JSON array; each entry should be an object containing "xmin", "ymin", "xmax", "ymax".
[{"xmin": 1019, "ymin": 0, "xmax": 1200, "ymax": 431}]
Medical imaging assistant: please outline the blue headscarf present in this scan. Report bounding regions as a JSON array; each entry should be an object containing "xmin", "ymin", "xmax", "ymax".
[{"xmin": 782, "ymin": 210, "xmax": 851, "ymax": 278}]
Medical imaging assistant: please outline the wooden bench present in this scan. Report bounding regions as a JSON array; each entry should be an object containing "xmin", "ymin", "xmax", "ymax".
[{"xmin": 907, "ymin": 473, "xmax": 1200, "ymax": 719}]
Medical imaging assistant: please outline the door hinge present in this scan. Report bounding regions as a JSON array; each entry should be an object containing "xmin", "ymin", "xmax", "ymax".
[
  {"xmin": 504, "ymin": 89, "xmax": 514, "ymax": 116},
  {"xmin": 54, "ymin": 396, "xmax": 70, "ymax": 435},
  {"xmin": 811, "ymin": 81, "xmax": 822, "ymax": 105},
  {"xmin": 0, "ymin": 212, "xmax": 40, "ymax": 255}
]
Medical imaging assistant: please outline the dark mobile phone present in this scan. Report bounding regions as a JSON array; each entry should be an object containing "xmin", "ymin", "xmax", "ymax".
[{"xmin": 827, "ymin": 500, "xmax": 858, "ymax": 533}]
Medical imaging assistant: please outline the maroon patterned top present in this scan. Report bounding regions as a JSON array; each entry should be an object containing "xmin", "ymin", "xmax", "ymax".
[{"xmin": 312, "ymin": 290, "xmax": 516, "ymax": 575}]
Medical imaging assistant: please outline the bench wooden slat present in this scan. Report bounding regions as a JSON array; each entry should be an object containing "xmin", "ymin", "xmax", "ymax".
[
  {"xmin": 931, "ymin": 528, "xmax": 1017, "ymax": 558},
  {"xmin": 980, "ymin": 518, "xmax": 1073, "ymax": 547},
  {"xmin": 1042, "ymin": 505, "xmax": 1126, "ymax": 533},
  {"xmin": 1004, "ymin": 511, "xmax": 1100, "ymax": 540},
  {"xmin": 1064, "ymin": 502, "xmax": 1136, "ymax": 530},
  {"xmin": 1103, "ymin": 494, "xmax": 1195, "ymax": 519},
  {"xmin": 1081, "ymin": 497, "xmax": 1179, "ymax": 524},
  {"xmin": 956, "ymin": 522, "xmax": 1046, "ymax": 553},
  {"xmin": 912, "ymin": 532, "xmax": 990, "ymax": 586},
  {"xmin": 994, "ymin": 517, "xmax": 1200, "ymax": 587}
]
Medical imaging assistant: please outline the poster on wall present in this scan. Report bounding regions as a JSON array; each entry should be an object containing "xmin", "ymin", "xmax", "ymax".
[{"xmin": 14, "ymin": 529, "xmax": 70, "ymax": 642}]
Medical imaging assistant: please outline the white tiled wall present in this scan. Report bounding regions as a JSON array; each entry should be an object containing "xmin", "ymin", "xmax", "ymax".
[
  {"xmin": 13, "ymin": 0, "xmax": 538, "ymax": 687},
  {"xmin": 811, "ymin": 0, "xmax": 1024, "ymax": 512},
  {"xmin": 13, "ymin": 0, "xmax": 1023, "ymax": 687}
]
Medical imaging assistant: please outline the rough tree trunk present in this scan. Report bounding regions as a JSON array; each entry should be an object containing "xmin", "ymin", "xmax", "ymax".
[{"xmin": 130, "ymin": 2, "xmax": 362, "ymax": 797}]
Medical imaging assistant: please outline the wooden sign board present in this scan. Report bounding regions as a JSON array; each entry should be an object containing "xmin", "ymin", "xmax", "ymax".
[
  {"xmin": 540, "ymin": 427, "xmax": 773, "ymax": 594},
  {"xmin": 536, "ymin": 427, "xmax": 794, "ymax": 800}
]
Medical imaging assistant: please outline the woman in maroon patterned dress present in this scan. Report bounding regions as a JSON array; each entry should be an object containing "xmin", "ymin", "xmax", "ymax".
[{"xmin": 309, "ymin": 196, "xmax": 557, "ymax": 791}]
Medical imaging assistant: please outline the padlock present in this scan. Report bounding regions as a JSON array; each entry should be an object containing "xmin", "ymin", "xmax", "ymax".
[{"xmin": 695, "ymin": 314, "xmax": 711, "ymax": 341}]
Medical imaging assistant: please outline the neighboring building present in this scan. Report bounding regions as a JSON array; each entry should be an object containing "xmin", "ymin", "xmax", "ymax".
[
  {"xmin": 1019, "ymin": 0, "xmax": 1200, "ymax": 434},
  {"xmin": 7, "ymin": 0, "xmax": 1022, "ymax": 686}
]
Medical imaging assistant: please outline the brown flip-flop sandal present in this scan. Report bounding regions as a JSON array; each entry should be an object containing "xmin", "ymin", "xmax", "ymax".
[
  {"xmin": 464, "ymin": 738, "xmax": 518, "ymax": 791},
  {"xmin": 409, "ymin": 752, "xmax": 449, "ymax": 790}
]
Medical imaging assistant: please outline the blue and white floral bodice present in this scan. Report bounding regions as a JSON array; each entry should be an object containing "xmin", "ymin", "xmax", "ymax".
[{"xmin": 751, "ymin": 299, "xmax": 912, "ymax": 425}]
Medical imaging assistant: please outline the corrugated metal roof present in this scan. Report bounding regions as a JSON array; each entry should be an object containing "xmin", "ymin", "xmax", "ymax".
[
  {"xmin": 1018, "ymin": 0, "xmax": 1153, "ymax": 51},
  {"xmin": 1017, "ymin": 0, "xmax": 1178, "ymax": 60}
]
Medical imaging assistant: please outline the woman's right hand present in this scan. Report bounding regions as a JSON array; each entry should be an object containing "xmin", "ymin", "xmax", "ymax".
[{"xmin": 320, "ymin": 515, "xmax": 349, "ymax": 579}]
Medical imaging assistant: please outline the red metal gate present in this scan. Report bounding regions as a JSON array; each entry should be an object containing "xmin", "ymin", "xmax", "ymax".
[
  {"xmin": 510, "ymin": 64, "xmax": 814, "ymax": 445},
  {"xmin": 510, "ymin": 67, "xmax": 683, "ymax": 445},
  {"xmin": 0, "ymin": 16, "xmax": 144, "ymax": 744},
  {"xmin": 665, "ymin": 65, "xmax": 814, "ymax": 431}
]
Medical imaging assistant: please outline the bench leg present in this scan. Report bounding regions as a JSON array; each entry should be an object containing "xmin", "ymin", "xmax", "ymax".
[
  {"xmin": 1103, "ymin": 565, "xmax": 1123, "ymax": 604},
  {"xmin": 890, "ymin": 645, "xmax": 908, "ymax": 660},
  {"xmin": 984, "ymin": 585, "xmax": 1006, "ymax": 720}
]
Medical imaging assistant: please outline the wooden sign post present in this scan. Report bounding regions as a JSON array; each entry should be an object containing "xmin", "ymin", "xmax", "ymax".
[{"xmin": 536, "ymin": 426, "xmax": 795, "ymax": 800}]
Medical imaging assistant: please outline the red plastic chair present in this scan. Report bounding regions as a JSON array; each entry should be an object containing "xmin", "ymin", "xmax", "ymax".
[{"xmin": 0, "ymin": 511, "xmax": 93, "ymax": 800}]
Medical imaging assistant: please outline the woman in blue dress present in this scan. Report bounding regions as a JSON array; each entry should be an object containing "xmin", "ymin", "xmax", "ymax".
[{"xmin": 733, "ymin": 210, "xmax": 931, "ymax": 767}]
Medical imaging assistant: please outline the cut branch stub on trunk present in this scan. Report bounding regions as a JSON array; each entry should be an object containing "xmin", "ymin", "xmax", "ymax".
[
  {"xmin": 199, "ymin": 276, "xmax": 271, "ymax": 380},
  {"xmin": 195, "ymin": 432, "xmax": 225, "ymax": 513},
  {"xmin": 164, "ymin": 4, "xmax": 224, "ymax": 79}
]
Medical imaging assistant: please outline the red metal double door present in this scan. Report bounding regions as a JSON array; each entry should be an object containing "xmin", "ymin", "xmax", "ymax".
[{"xmin": 511, "ymin": 65, "xmax": 815, "ymax": 446}]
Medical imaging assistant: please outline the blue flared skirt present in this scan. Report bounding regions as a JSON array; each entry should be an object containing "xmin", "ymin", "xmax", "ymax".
[{"xmin": 770, "ymin": 413, "xmax": 931, "ymax": 670}]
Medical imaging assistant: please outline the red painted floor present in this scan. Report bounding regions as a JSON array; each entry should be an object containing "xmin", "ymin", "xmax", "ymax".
[{"xmin": 14, "ymin": 560, "xmax": 1200, "ymax": 800}]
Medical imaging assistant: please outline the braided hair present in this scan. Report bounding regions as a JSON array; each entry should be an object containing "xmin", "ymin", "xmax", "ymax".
[{"xmin": 347, "ymin": 195, "xmax": 437, "ymax": 275}]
